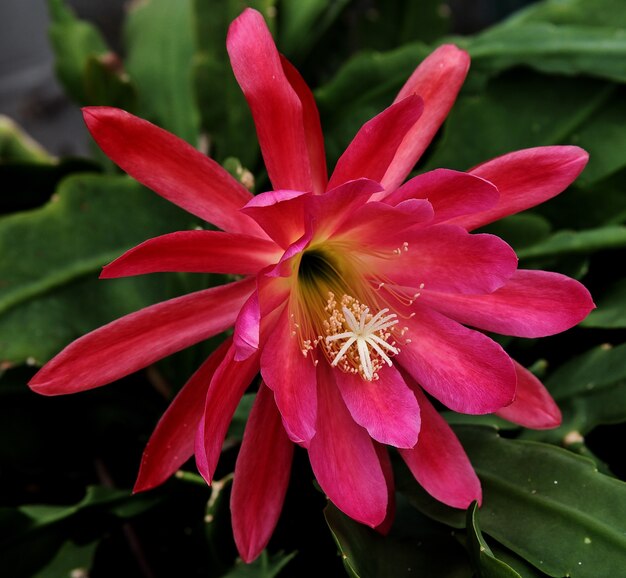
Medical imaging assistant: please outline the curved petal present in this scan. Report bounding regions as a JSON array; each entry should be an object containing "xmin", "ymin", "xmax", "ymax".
[
  {"xmin": 419, "ymin": 270, "xmax": 594, "ymax": 338},
  {"xmin": 334, "ymin": 364, "xmax": 420, "ymax": 448},
  {"xmin": 374, "ymin": 444, "xmax": 395, "ymax": 536},
  {"xmin": 384, "ymin": 169, "xmax": 499, "ymax": 223},
  {"xmin": 399, "ymin": 381, "xmax": 482, "ymax": 508},
  {"xmin": 101, "ymin": 231, "xmax": 281, "ymax": 278},
  {"xmin": 308, "ymin": 362, "xmax": 388, "ymax": 527},
  {"xmin": 82, "ymin": 107, "xmax": 261, "ymax": 237},
  {"xmin": 327, "ymin": 95, "xmax": 424, "ymax": 190},
  {"xmin": 195, "ymin": 345, "xmax": 260, "ymax": 484},
  {"xmin": 381, "ymin": 45, "xmax": 470, "ymax": 192},
  {"xmin": 366, "ymin": 225, "xmax": 518, "ymax": 294},
  {"xmin": 260, "ymin": 306, "xmax": 318, "ymax": 445},
  {"xmin": 231, "ymin": 383, "xmax": 294, "ymax": 562},
  {"xmin": 134, "ymin": 339, "xmax": 232, "ymax": 492},
  {"xmin": 449, "ymin": 146, "xmax": 589, "ymax": 231},
  {"xmin": 227, "ymin": 9, "xmax": 313, "ymax": 192},
  {"xmin": 29, "ymin": 278, "xmax": 255, "ymax": 395},
  {"xmin": 496, "ymin": 361, "xmax": 562, "ymax": 429},
  {"xmin": 398, "ymin": 304, "xmax": 516, "ymax": 414}
]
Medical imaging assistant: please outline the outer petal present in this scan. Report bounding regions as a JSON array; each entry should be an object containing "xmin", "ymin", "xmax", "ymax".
[
  {"xmin": 399, "ymin": 381, "xmax": 482, "ymax": 508},
  {"xmin": 101, "ymin": 231, "xmax": 281, "ymax": 278},
  {"xmin": 398, "ymin": 304, "xmax": 516, "ymax": 414},
  {"xmin": 381, "ymin": 45, "xmax": 470, "ymax": 192},
  {"xmin": 419, "ymin": 270, "xmax": 595, "ymax": 338},
  {"xmin": 82, "ymin": 107, "xmax": 261, "ymax": 237},
  {"xmin": 195, "ymin": 345, "xmax": 260, "ymax": 484},
  {"xmin": 384, "ymin": 169, "xmax": 499, "ymax": 223},
  {"xmin": 496, "ymin": 361, "xmax": 562, "ymax": 429},
  {"xmin": 366, "ymin": 225, "xmax": 518, "ymax": 294},
  {"xmin": 261, "ymin": 306, "xmax": 318, "ymax": 445},
  {"xmin": 374, "ymin": 445, "xmax": 396, "ymax": 536},
  {"xmin": 227, "ymin": 9, "xmax": 313, "ymax": 192},
  {"xmin": 308, "ymin": 362, "xmax": 388, "ymax": 527},
  {"xmin": 327, "ymin": 95, "xmax": 424, "ymax": 190},
  {"xmin": 231, "ymin": 383, "xmax": 294, "ymax": 563},
  {"xmin": 334, "ymin": 364, "xmax": 420, "ymax": 448},
  {"xmin": 134, "ymin": 339, "xmax": 232, "ymax": 492},
  {"xmin": 448, "ymin": 146, "xmax": 589, "ymax": 231},
  {"xmin": 29, "ymin": 278, "xmax": 255, "ymax": 395}
]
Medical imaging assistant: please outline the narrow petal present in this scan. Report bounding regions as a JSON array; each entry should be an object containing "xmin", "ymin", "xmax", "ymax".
[
  {"xmin": 399, "ymin": 381, "xmax": 482, "ymax": 508},
  {"xmin": 134, "ymin": 339, "xmax": 232, "ymax": 492},
  {"xmin": 261, "ymin": 307, "xmax": 318, "ymax": 445},
  {"xmin": 327, "ymin": 95, "xmax": 424, "ymax": 190},
  {"xmin": 383, "ymin": 169, "xmax": 499, "ymax": 223},
  {"xmin": 367, "ymin": 225, "xmax": 518, "ymax": 294},
  {"xmin": 449, "ymin": 146, "xmax": 589, "ymax": 231},
  {"xmin": 308, "ymin": 363, "xmax": 388, "ymax": 527},
  {"xmin": 496, "ymin": 361, "xmax": 562, "ymax": 429},
  {"xmin": 29, "ymin": 278, "xmax": 255, "ymax": 395},
  {"xmin": 231, "ymin": 383, "xmax": 294, "ymax": 562},
  {"xmin": 398, "ymin": 304, "xmax": 516, "ymax": 414},
  {"xmin": 227, "ymin": 9, "xmax": 313, "ymax": 192},
  {"xmin": 233, "ymin": 291, "xmax": 260, "ymax": 361},
  {"xmin": 280, "ymin": 55, "xmax": 328, "ymax": 194},
  {"xmin": 334, "ymin": 364, "xmax": 420, "ymax": 448},
  {"xmin": 381, "ymin": 45, "xmax": 470, "ymax": 191},
  {"xmin": 82, "ymin": 107, "xmax": 261, "ymax": 236},
  {"xmin": 374, "ymin": 445, "xmax": 396, "ymax": 536},
  {"xmin": 101, "ymin": 231, "xmax": 281, "ymax": 278},
  {"xmin": 195, "ymin": 345, "xmax": 260, "ymax": 484}
]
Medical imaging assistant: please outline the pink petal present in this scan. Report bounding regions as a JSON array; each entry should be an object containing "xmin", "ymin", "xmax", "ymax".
[
  {"xmin": 399, "ymin": 380, "xmax": 482, "ymax": 508},
  {"xmin": 29, "ymin": 278, "xmax": 255, "ymax": 395},
  {"xmin": 134, "ymin": 339, "xmax": 232, "ymax": 492},
  {"xmin": 381, "ymin": 45, "xmax": 470, "ymax": 192},
  {"xmin": 383, "ymin": 169, "xmax": 499, "ymax": 223},
  {"xmin": 227, "ymin": 9, "xmax": 313, "ymax": 192},
  {"xmin": 100, "ymin": 231, "xmax": 281, "ymax": 278},
  {"xmin": 327, "ymin": 95, "xmax": 424, "ymax": 190},
  {"xmin": 308, "ymin": 363, "xmax": 388, "ymax": 527},
  {"xmin": 280, "ymin": 55, "xmax": 328, "ymax": 194},
  {"xmin": 82, "ymin": 107, "xmax": 261, "ymax": 237},
  {"xmin": 496, "ymin": 361, "xmax": 562, "ymax": 429},
  {"xmin": 398, "ymin": 304, "xmax": 516, "ymax": 414},
  {"xmin": 419, "ymin": 270, "xmax": 595, "ymax": 338},
  {"xmin": 334, "ymin": 364, "xmax": 420, "ymax": 448},
  {"xmin": 231, "ymin": 383, "xmax": 294, "ymax": 562},
  {"xmin": 449, "ymin": 146, "xmax": 589, "ymax": 231},
  {"xmin": 195, "ymin": 345, "xmax": 260, "ymax": 484},
  {"xmin": 233, "ymin": 291, "xmax": 260, "ymax": 361},
  {"xmin": 374, "ymin": 444, "xmax": 396, "ymax": 535},
  {"xmin": 367, "ymin": 224, "xmax": 517, "ymax": 294},
  {"xmin": 260, "ymin": 307, "xmax": 318, "ymax": 445}
]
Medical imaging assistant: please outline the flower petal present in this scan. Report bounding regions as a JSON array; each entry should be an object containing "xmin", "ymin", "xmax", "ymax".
[
  {"xmin": 100, "ymin": 231, "xmax": 281, "ymax": 278},
  {"xmin": 399, "ymin": 381, "xmax": 482, "ymax": 508},
  {"xmin": 134, "ymin": 339, "xmax": 232, "ymax": 492},
  {"xmin": 195, "ymin": 345, "xmax": 260, "ymax": 484},
  {"xmin": 496, "ymin": 361, "xmax": 562, "ymax": 429},
  {"xmin": 374, "ymin": 444, "xmax": 396, "ymax": 536},
  {"xmin": 449, "ymin": 146, "xmax": 589, "ymax": 231},
  {"xmin": 227, "ymin": 9, "xmax": 313, "ymax": 192},
  {"xmin": 308, "ymin": 362, "xmax": 388, "ymax": 527},
  {"xmin": 82, "ymin": 107, "xmax": 260, "ymax": 236},
  {"xmin": 261, "ymin": 306, "xmax": 318, "ymax": 445},
  {"xmin": 29, "ymin": 278, "xmax": 255, "ymax": 395},
  {"xmin": 231, "ymin": 382, "xmax": 294, "ymax": 562},
  {"xmin": 399, "ymin": 304, "xmax": 516, "ymax": 414},
  {"xmin": 334, "ymin": 364, "xmax": 420, "ymax": 448},
  {"xmin": 381, "ymin": 45, "xmax": 470, "ymax": 191},
  {"xmin": 327, "ymin": 95, "xmax": 424, "ymax": 190},
  {"xmin": 419, "ymin": 270, "xmax": 595, "ymax": 338}
]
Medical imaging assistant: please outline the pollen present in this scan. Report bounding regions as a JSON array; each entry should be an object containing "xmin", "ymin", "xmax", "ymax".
[{"xmin": 323, "ymin": 294, "xmax": 400, "ymax": 381}]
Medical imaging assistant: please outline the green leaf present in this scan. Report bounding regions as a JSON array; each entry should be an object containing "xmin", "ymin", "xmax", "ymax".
[
  {"xmin": 0, "ymin": 174, "xmax": 194, "ymax": 365},
  {"xmin": 48, "ymin": 0, "xmax": 109, "ymax": 104},
  {"xmin": 478, "ymin": 214, "xmax": 552, "ymax": 251},
  {"xmin": 508, "ymin": 0, "xmax": 626, "ymax": 30},
  {"xmin": 125, "ymin": 0, "xmax": 200, "ymax": 143},
  {"xmin": 0, "ymin": 117, "xmax": 52, "ymax": 164},
  {"xmin": 582, "ymin": 279, "xmax": 626, "ymax": 328},
  {"xmin": 84, "ymin": 54, "xmax": 138, "ymax": 111},
  {"xmin": 32, "ymin": 539, "xmax": 98, "ymax": 578},
  {"xmin": 222, "ymin": 550, "xmax": 297, "ymax": 578}
]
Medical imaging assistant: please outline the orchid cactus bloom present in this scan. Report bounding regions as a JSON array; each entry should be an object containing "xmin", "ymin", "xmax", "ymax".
[{"xmin": 29, "ymin": 8, "xmax": 593, "ymax": 563}]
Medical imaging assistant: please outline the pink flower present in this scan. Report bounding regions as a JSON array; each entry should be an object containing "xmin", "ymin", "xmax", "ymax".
[{"xmin": 29, "ymin": 8, "xmax": 593, "ymax": 563}]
